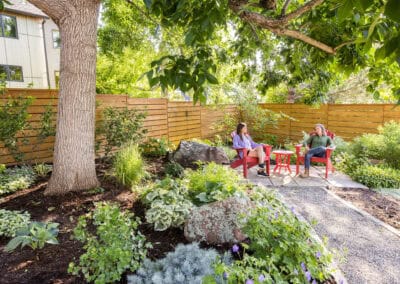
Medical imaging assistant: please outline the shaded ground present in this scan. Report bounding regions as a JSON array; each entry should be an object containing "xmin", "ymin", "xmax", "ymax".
[
  {"xmin": 0, "ymin": 158, "xmax": 186, "ymax": 284},
  {"xmin": 330, "ymin": 187, "xmax": 400, "ymax": 230}
]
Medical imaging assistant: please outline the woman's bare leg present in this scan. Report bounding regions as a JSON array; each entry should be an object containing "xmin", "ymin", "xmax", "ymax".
[{"xmin": 248, "ymin": 146, "xmax": 265, "ymax": 165}]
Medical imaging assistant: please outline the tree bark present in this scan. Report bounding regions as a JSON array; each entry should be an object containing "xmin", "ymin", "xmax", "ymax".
[{"xmin": 41, "ymin": 0, "xmax": 101, "ymax": 195}]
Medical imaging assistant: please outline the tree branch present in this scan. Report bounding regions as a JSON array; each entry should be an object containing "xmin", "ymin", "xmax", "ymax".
[
  {"xmin": 28, "ymin": 0, "xmax": 75, "ymax": 22},
  {"xmin": 272, "ymin": 28, "xmax": 335, "ymax": 54},
  {"xmin": 281, "ymin": 0, "xmax": 324, "ymax": 24},
  {"xmin": 280, "ymin": 0, "xmax": 291, "ymax": 17},
  {"xmin": 228, "ymin": 0, "xmax": 335, "ymax": 54}
]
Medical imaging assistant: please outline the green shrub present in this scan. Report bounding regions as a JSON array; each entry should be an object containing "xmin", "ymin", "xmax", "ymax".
[
  {"xmin": 97, "ymin": 107, "xmax": 147, "ymax": 157},
  {"xmin": 143, "ymin": 178, "xmax": 194, "ymax": 231},
  {"xmin": 0, "ymin": 96, "xmax": 34, "ymax": 162},
  {"xmin": 33, "ymin": 163, "xmax": 52, "ymax": 178},
  {"xmin": 0, "ymin": 164, "xmax": 5, "ymax": 174},
  {"xmin": 349, "ymin": 133, "xmax": 384, "ymax": 160},
  {"xmin": 164, "ymin": 162, "xmax": 184, "ymax": 178},
  {"xmin": 185, "ymin": 162, "xmax": 244, "ymax": 205},
  {"xmin": 335, "ymin": 152, "xmax": 368, "ymax": 177},
  {"xmin": 213, "ymin": 187, "xmax": 333, "ymax": 283},
  {"xmin": 220, "ymin": 146, "xmax": 238, "ymax": 161},
  {"xmin": 0, "ymin": 209, "xmax": 31, "ymax": 238},
  {"xmin": 114, "ymin": 144, "xmax": 145, "ymax": 187},
  {"xmin": 5, "ymin": 221, "xmax": 59, "ymax": 252},
  {"xmin": 139, "ymin": 137, "xmax": 172, "ymax": 157},
  {"xmin": 352, "ymin": 165, "xmax": 400, "ymax": 189},
  {"xmin": 0, "ymin": 166, "xmax": 37, "ymax": 196},
  {"xmin": 129, "ymin": 243, "xmax": 229, "ymax": 284},
  {"xmin": 378, "ymin": 121, "xmax": 400, "ymax": 169},
  {"xmin": 68, "ymin": 202, "xmax": 150, "ymax": 284}
]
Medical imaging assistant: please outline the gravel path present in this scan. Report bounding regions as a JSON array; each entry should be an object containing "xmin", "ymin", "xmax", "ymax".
[{"xmin": 275, "ymin": 186, "xmax": 400, "ymax": 284}]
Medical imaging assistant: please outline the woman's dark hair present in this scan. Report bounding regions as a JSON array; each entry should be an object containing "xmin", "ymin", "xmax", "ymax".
[{"xmin": 236, "ymin": 122, "xmax": 246, "ymax": 141}]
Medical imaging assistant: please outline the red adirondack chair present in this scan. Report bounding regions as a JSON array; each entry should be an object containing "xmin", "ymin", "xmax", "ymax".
[
  {"xmin": 229, "ymin": 132, "xmax": 272, "ymax": 178},
  {"xmin": 295, "ymin": 130, "xmax": 335, "ymax": 178}
]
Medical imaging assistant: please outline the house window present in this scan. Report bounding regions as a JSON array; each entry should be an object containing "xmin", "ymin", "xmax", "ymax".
[
  {"xmin": 0, "ymin": 14, "xmax": 18, "ymax": 38},
  {"xmin": 54, "ymin": 71, "xmax": 59, "ymax": 88},
  {"xmin": 0, "ymin": 65, "xmax": 23, "ymax": 81},
  {"xmin": 52, "ymin": 30, "xmax": 60, "ymax": 48}
]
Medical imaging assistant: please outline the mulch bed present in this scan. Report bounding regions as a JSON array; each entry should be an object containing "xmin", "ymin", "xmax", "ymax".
[
  {"xmin": 0, "ymin": 158, "xmax": 187, "ymax": 284},
  {"xmin": 330, "ymin": 187, "xmax": 400, "ymax": 230}
]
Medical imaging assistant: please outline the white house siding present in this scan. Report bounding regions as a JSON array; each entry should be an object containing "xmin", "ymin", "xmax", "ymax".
[
  {"xmin": 43, "ymin": 19, "xmax": 60, "ymax": 89},
  {"xmin": 0, "ymin": 12, "xmax": 47, "ymax": 88}
]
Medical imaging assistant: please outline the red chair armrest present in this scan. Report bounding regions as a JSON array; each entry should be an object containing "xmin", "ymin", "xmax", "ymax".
[
  {"xmin": 295, "ymin": 144, "xmax": 303, "ymax": 155},
  {"xmin": 326, "ymin": 147, "xmax": 335, "ymax": 158},
  {"xmin": 262, "ymin": 144, "xmax": 272, "ymax": 156}
]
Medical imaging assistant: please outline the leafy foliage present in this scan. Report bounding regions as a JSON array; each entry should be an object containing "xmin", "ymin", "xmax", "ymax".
[
  {"xmin": 143, "ymin": 178, "xmax": 193, "ymax": 231},
  {"xmin": 68, "ymin": 202, "xmax": 150, "ymax": 284},
  {"xmin": 139, "ymin": 137, "xmax": 173, "ymax": 157},
  {"xmin": 0, "ymin": 166, "xmax": 36, "ymax": 196},
  {"xmin": 128, "ymin": 243, "xmax": 229, "ymax": 284},
  {"xmin": 113, "ymin": 144, "xmax": 145, "ymax": 187},
  {"xmin": 185, "ymin": 162, "xmax": 245, "ymax": 205},
  {"xmin": 213, "ymin": 187, "xmax": 332, "ymax": 283},
  {"xmin": 0, "ymin": 209, "xmax": 31, "ymax": 238},
  {"xmin": 0, "ymin": 96, "xmax": 33, "ymax": 162},
  {"xmin": 5, "ymin": 221, "xmax": 59, "ymax": 252},
  {"xmin": 97, "ymin": 107, "xmax": 147, "ymax": 157},
  {"xmin": 352, "ymin": 165, "xmax": 400, "ymax": 189},
  {"xmin": 38, "ymin": 104, "xmax": 56, "ymax": 141},
  {"xmin": 164, "ymin": 162, "xmax": 184, "ymax": 178},
  {"xmin": 33, "ymin": 163, "xmax": 52, "ymax": 178}
]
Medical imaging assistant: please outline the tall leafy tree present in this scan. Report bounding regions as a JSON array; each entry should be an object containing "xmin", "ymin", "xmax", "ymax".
[{"xmin": 1, "ymin": 0, "xmax": 399, "ymax": 195}]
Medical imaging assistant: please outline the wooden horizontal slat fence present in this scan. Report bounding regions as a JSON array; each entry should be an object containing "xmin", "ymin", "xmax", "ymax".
[
  {"xmin": 2, "ymin": 89, "xmax": 400, "ymax": 165},
  {"xmin": 260, "ymin": 103, "xmax": 400, "ymax": 142}
]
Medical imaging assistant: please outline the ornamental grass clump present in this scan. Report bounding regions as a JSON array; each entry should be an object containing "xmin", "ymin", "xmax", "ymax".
[
  {"xmin": 113, "ymin": 144, "xmax": 145, "ymax": 187},
  {"xmin": 185, "ymin": 162, "xmax": 245, "ymax": 205},
  {"xmin": 128, "ymin": 243, "xmax": 230, "ymax": 284}
]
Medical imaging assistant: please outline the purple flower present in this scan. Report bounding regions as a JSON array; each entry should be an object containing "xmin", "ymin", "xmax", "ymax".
[
  {"xmin": 232, "ymin": 244, "xmax": 240, "ymax": 253},
  {"xmin": 312, "ymin": 280, "xmax": 317, "ymax": 284},
  {"xmin": 301, "ymin": 262, "xmax": 307, "ymax": 272},
  {"xmin": 258, "ymin": 274, "xmax": 265, "ymax": 282},
  {"xmin": 274, "ymin": 212, "xmax": 279, "ymax": 219},
  {"xmin": 305, "ymin": 271, "xmax": 312, "ymax": 282},
  {"xmin": 339, "ymin": 280, "xmax": 344, "ymax": 284},
  {"xmin": 291, "ymin": 206, "xmax": 296, "ymax": 214},
  {"xmin": 245, "ymin": 280, "xmax": 254, "ymax": 284},
  {"xmin": 223, "ymin": 272, "xmax": 228, "ymax": 280},
  {"xmin": 316, "ymin": 251, "xmax": 321, "ymax": 259}
]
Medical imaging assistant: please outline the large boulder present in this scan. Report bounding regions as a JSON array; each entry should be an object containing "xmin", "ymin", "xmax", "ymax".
[
  {"xmin": 171, "ymin": 141, "xmax": 230, "ymax": 168},
  {"xmin": 184, "ymin": 196, "xmax": 253, "ymax": 244}
]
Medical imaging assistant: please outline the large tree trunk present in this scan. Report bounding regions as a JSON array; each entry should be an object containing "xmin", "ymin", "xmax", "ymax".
[{"xmin": 44, "ymin": 0, "xmax": 101, "ymax": 195}]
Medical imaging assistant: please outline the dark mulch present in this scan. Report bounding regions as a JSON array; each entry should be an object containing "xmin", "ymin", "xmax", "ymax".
[
  {"xmin": 0, "ymin": 158, "xmax": 185, "ymax": 284},
  {"xmin": 330, "ymin": 187, "xmax": 400, "ymax": 229}
]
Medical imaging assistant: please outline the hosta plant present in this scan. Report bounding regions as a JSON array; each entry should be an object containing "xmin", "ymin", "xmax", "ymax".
[
  {"xmin": 68, "ymin": 202, "xmax": 150, "ymax": 284},
  {"xmin": 0, "ymin": 166, "xmax": 37, "ymax": 196},
  {"xmin": 0, "ymin": 209, "xmax": 31, "ymax": 238},
  {"xmin": 5, "ymin": 221, "xmax": 59, "ymax": 252},
  {"xmin": 144, "ymin": 178, "xmax": 194, "ymax": 231}
]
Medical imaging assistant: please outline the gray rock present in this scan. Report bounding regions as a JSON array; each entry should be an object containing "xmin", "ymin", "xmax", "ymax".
[
  {"xmin": 184, "ymin": 196, "xmax": 253, "ymax": 244},
  {"xmin": 171, "ymin": 141, "xmax": 229, "ymax": 168}
]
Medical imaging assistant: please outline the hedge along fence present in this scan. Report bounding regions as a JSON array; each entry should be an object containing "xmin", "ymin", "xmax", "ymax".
[
  {"xmin": 2, "ymin": 89, "xmax": 400, "ymax": 165},
  {"xmin": 260, "ymin": 103, "xmax": 400, "ymax": 142},
  {"xmin": 0, "ymin": 89, "xmax": 236, "ymax": 165}
]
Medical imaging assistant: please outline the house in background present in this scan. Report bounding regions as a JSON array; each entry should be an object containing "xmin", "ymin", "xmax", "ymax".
[{"xmin": 0, "ymin": 0, "xmax": 60, "ymax": 89}]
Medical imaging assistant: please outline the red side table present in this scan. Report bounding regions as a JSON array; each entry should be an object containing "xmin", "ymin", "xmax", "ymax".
[{"xmin": 272, "ymin": 150, "xmax": 294, "ymax": 174}]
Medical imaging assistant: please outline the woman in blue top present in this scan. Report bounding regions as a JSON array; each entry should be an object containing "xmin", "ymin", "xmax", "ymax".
[{"xmin": 233, "ymin": 122, "xmax": 268, "ymax": 177}]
